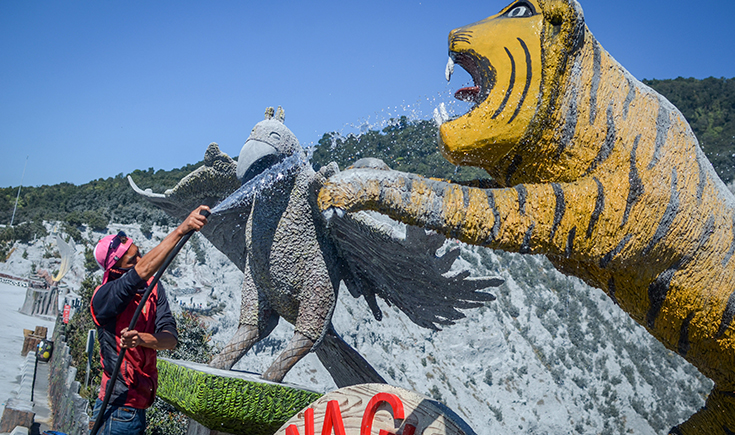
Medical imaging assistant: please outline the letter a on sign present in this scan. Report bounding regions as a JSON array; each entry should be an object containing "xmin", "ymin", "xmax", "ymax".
[{"xmin": 322, "ymin": 400, "xmax": 347, "ymax": 435}]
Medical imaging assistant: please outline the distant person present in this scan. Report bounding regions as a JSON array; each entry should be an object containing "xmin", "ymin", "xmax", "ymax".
[{"xmin": 89, "ymin": 206, "xmax": 209, "ymax": 434}]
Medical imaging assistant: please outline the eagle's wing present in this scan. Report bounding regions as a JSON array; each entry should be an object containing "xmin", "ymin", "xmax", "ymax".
[
  {"xmin": 329, "ymin": 210, "xmax": 501, "ymax": 330},
  {"xmin": 129, "ymin": 143, "xmax": 248, "ymax": 270},
  {"xmin": 317, "ymin": 159, "xmax": 503, "ymax": 331}
]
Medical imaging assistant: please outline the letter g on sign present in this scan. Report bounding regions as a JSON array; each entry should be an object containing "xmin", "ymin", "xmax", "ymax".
[{"xmin": 361, "ymin": 392, "xmax": 416, "ymax": 435}]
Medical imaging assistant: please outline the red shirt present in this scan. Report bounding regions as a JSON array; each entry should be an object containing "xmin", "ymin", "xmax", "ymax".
[{"xmin": 91, "ymin": 268, "xmax": 177, "ymax": 409}]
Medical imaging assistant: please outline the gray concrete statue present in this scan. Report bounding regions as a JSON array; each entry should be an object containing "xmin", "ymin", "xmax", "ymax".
[{"xmin": 129, "ymin": 107, "xmax": 502, "ymax": 387}]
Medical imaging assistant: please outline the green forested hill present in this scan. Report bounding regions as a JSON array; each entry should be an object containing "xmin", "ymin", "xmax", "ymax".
[
  {"xmin": 310, "ymin": 116, "xmax": 489, "ymax": 182},
  {"xmin": 644, "ymin": 77, "xmax": 735, "ymax": 182},
  {"xmin": 0, "ymin": 164, "xmax": 199, "ymax": 229},
  {"xmin": 3, "ymin": 77, "xmax": 734, "ymax": 233}
]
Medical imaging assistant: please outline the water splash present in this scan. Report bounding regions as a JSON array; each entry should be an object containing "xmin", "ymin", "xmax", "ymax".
[
  {"xmin": 211, "ymin": 152, "xmax": 308, "ymax": 215},
  {"xmin": 211, "ymin": 88, "xmax": 473, "ymax": 216},
  {"xmin": 300, "ymin": 89, "xmax": 473, "ymax": 148}
]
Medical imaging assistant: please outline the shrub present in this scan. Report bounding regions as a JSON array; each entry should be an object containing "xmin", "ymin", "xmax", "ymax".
[
  {"xmin": 84, "ymin": 210, "xmax": 109, "ymax": 232},
  {"xmin": 146, "ymin": 399, "xmax": 188, "ymax": 435},
  {"xmin": 63, "ymin": 222, "xmax": 83, "ymax": 244},
  {"xmin": 0, "ymin": 221, "xmax": 48, "ymax": 243},
  {"xmin": 84, "ymin": 246, "xmax": 100, "ymax": 273},
  {"xmin": 190, "ymin": 234, "xmax": 206, "ymax": 265},
  {"xmin": 141, "ymin": 221, "xmax": 153, "ymax": 239},
  {"xmin": 489, "ymin": 405, "xmax": 503, "ymax": 422},
  {"xmin": 483, "ymin": 369, "xmax": 493, "ymax": 386},
  {"xmin": 65, "ymin": 211, "xmax": 84, "ymax": 227},
  {"xmin": 428, "ymin": 385, "xmax": 443, "ymax": 402},
  {"xmin": 66, "ymin": 275, "xmax": 103, "ymax": 410},
  {"xmin": 160, "ymin": 311, "xmax": 213, "ymax": 364}
]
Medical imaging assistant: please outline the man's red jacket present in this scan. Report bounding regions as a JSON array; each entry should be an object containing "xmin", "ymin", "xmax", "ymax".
[{"xmin": 91, "ymin": 268, "xmax": 177, "ymax": 409}]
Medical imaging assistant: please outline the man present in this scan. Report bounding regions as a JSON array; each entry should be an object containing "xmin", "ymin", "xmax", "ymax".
[{"xmin": 89, "ymin": 206, "xmax": 209, "ymax": 434}]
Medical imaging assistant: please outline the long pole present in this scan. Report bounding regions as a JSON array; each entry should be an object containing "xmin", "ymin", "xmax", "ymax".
[
  {"xmin": 90, "ymin": 210, "xmax": 209, "ymax": 435},
  {"xmin": 10, "ymin": 156, "xmax": 29, "ymax": 226}
]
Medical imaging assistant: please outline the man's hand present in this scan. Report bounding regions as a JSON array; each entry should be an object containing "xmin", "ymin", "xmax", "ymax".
[
  {"xmin": 178, "ymin": 205, "xmax": 210, "ymax": 236},
  {"xmin": 120, "ymin": 327, "xmax": 141, "ymax": 349},
  {"xmin": 134, "ymin": 205, "xmax": 210, "ymax": 281},
  {"xmin": 120, "ymin": 327, "xmax": 177, "ymax": 350}
]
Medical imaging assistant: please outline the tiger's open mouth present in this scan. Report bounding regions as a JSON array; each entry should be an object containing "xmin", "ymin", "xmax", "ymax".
[{"xmin": 435, "ymin": 51, "xmax": 494, "ymax": 125}]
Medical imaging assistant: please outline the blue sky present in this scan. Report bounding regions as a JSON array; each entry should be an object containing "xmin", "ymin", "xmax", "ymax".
[{"xmin": 2, "ymin": 0, "xmax": 734, "ymax": 188}]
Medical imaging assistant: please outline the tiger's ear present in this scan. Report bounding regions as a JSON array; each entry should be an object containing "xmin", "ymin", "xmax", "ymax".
[
  {"xmin": 265, "ymin": 107, "xmax": 275, "ymax": 120},
  {"xmin": 275, "ymin": 106, "xmax": 285, "ymax": 123},
  {"xmin": 539, "ymin": 0, "xmax": 585, "ymax": 50}
]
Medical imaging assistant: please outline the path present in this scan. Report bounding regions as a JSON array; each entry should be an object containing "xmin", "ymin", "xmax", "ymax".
[{"xmin": 0, "ymin": 281, "xmax": 56, "ymax": 430}]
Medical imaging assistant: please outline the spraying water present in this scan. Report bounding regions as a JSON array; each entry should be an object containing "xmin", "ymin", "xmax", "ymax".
[
  {"xmin": 301, "ymin": 89, "xmax": 471, "ymax": 148},
  {"xmin": 210, "ymin": 152, "xmax": 309, "ymax": 215},
  {"xmin": 211, "ymin": 91, "xmax": 470, "ymax": 217}
]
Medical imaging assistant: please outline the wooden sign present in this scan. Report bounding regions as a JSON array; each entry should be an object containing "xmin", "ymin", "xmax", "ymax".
[
  {"xmin": 62, "ymin": 304, "xmax": 71, "ymax": 324},
  {"xmin": 276, "ymin": 384, "xmax": 475, "ymax": 435}
]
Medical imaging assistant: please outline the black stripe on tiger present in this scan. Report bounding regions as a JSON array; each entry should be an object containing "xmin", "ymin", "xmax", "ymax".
[
  {"xmin": 520, "ymin": 223, "xmax": 534, "ymax": 254},
  {"xmin": 647, "ymin": 100, "xmax": 672, "ymax": 169},
  {"xmin": 566, "ymin": 227, "xmax": 576, "ymax": 258},
  {"xmin": 678, "ymin": 311, "xmax": 696, "ymax": 357},
  {"xmin": 492, "ymin": 47, "xmax": 515, "ymax": 120},
  {"xmin": 647, "ymin": 215, "xmax": 715, "ymax": 329},
  {"xmin": 450, "ymin": 31, "xmax": 472, "ymax": 50},
  {"xmin": 622, "ymin": 134, "xmax": 644, "ymax": 227},
  {"xmin": 647, "ymin": 263, "xmax": 681, "ymax": 329},
  {"xmin": 607, "ymin": 278, "xmax": 619, "ymax": 306},
  {"xmin": 401, "ymin": 177, "xmax": 414, "ymax": 209},
  {"xmin": 589, "ymin": 40, "xmax": 601, "ymax": 125},
  {"xmin": 585, "ymin": 103, "xmax": 616, "ymax": 175},
  {"xmin": 723, "ymin": 214, "xmax": 735, "ymax": 267},
  {"xmin": 449, "ymin": 186, "xmax": 473, "ymax": 240},
  {"xmin": 515, "ymin": 184, "xmax": 527, "ymax": 215},
  {"xmin": 508, "ymin": 38, "xmax": 532, "ymax": 124},
  {"xmin": 485, "ymin": 190, "xmax": 501, "ymax": 243},
  {"xmin": 622, "ymin": 77, "xmax": 635, "ymax": 120},
  {"xmin": 716, "ymin": 289, "xmax": 735, "ymax": 339},
  {"xmin": 505, "ymin": 155, "xmax": 522, "ymax": 186},
  {"xmin": 586, "ymin": 177, "xmax": 605, "ymax": 239},
  {"xmin": 600, "ymin": 234, "xmax": 632, "ymax": 268},
  {"xmin": 550, "ymin": 183, "xmax": 565, "ymax": 242},
  {"xmin": 642, "ymin": 168, "xmax": 679, "ymax": 256},
  {"xmin": 556, "ymin": 57, "xmax": 582, "ymax": 158},
  {"xmin": 461, "ymin": 186, "xmax": 470, "ymax": 209}
]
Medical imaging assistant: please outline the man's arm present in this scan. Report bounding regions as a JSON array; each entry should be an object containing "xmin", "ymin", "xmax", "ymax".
[
  {"xmin": 120, "ymin": 329, "xmax": 177, "ymax": 350},
  {"xmin": 134, "ymin": 205, "xmax": 209, "ymax": 281}
]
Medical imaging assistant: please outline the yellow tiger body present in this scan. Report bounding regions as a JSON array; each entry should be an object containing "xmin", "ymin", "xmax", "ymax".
[{"xmin": 319, "ymin": 0, "xmax": 735, "ymax": 432}]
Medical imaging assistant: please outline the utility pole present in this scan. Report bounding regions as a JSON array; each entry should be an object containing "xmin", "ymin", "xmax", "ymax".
[{"xmin": 10, "ymin": 156, "xmax": 28, "ymax": 226}]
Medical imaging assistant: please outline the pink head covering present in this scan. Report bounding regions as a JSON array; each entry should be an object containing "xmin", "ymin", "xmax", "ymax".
[{"xmin": 94, "ymin": 231, "xmax": 133, "ymax": 280}]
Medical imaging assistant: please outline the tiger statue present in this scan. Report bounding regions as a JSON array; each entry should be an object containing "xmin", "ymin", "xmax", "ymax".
[{"xmin": 317, "ymin": 0, "xmax": 735, "ymax": 433}]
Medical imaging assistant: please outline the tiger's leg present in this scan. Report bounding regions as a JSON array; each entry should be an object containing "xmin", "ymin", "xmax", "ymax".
[
  {"xmin": 669, "ymin": 388, "xmax": 735, "ymax": 434},
  {"xmin": 319, "ymin": 169, "xmax": 606, "ymax": 259},
  {"xmin": 209, "ymin": 263, "xmax": 279, "ymax": 370}
]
